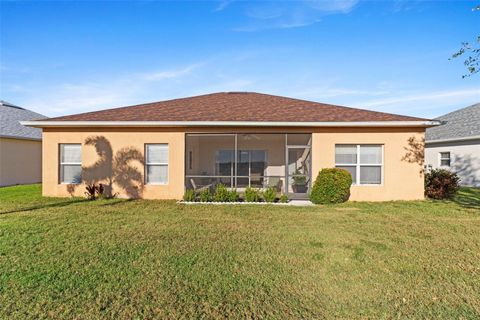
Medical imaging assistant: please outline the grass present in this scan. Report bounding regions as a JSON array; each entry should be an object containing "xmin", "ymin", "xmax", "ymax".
[{"xmin": 1, "ymin": 184, "xmax": 479, "ymax": 319}]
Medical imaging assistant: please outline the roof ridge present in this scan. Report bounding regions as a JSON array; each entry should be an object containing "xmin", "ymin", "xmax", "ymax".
[{"xmin": 0, "ymin": 100, "xmax": 25, "ymax": 110}]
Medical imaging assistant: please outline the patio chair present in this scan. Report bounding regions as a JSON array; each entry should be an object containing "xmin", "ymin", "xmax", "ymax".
[
  {"xmin": 190, "ymin": 178, "xmax": 213, "ymax": 194},
  {"xmin": 250, "ymin": 173, "xmax": 263, "ymax": 188},
  {"xmin": 265, "ymin": 177, "xmax": 283, "ymax": 193}
]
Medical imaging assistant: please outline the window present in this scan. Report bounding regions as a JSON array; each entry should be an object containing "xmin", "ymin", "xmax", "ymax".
[
  {"xmin": 335, "ymin": 145, "xmax": 383, "ymax": 185},
  {"xmin": 440, "ymin": 152, "xmax": 451, "ymax": 167},
  {"xmin": 145, "ymin": 144, "xmax": 169, "ymax": 184},
  {"xmin": 60, "ymin": 144, "xmax": 82, "ymax": 184}
]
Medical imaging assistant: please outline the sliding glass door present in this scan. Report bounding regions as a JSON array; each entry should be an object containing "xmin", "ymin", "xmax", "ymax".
[{"xmin": 236, "ymin": 150, "xmax": 267, "ymax": 188}]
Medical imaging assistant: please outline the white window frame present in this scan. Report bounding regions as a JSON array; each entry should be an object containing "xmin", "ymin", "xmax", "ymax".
[
  {"xmin": 439, "ymin": 152, "xmax": 451, "ymax": 167},
  {"xmin": 335, "ymin": 144, "xmax": 384, "ymax": 186},
  {"xmin": 59, "ymin": 143, "xmax": 82, "ymax": 184},
  {"xmin": 145, "ymin": 144, "xmax": 169, "ymax": 185}
]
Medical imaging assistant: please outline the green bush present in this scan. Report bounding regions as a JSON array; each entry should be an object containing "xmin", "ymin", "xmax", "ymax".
[
  {"xmin": 425, "ymin": 169, "xmax": 460, "ymax": 200},
  {"xmin": 279, "ymin": 193, "xmax": 289, "ymax": 203},
  {"xmin": 245, "ymin": 187, "xmax": 261, "ymax": 202},
  {"xmin": 263, "ymin": 187, "xmax": 277, "ymax": 203},
  {"xmin": 183, "ymin": 189, "xmax": 196, "ymax": 202},
  {"xmin": 310, "ymin": 168, "xmax": 352, "ymax": 204},
  {"xmin": 199, "ymin": 188, "xmax": 212, "ymax": 202},
  {"xmin": 228, "ymin": 189, "xmax": 240, "ymax": 202},
  {"xmin": 214, "ymin": 184, "xmax": 230, "ymax": 202}
]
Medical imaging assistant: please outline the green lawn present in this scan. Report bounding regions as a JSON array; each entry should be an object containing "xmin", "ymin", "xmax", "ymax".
[{"xmin": 1, "ymin": 185, "xmax": 479, "ymax": 319}]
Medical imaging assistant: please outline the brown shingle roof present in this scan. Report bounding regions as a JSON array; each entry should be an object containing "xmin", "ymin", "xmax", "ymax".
[{"xmin": 44, "ymin": 92, "xmax": 428, "ymax": 122}]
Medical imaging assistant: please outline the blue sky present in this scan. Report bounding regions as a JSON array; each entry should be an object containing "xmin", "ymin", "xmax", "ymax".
[{"xmin": 0, "ymin": 0, "xmax": 478, "ymax": 118}]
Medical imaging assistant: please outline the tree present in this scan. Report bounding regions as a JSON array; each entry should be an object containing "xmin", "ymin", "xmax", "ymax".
[{"xmin": 450, "ymin": 5, "xmax": 480, "ymax": 78}]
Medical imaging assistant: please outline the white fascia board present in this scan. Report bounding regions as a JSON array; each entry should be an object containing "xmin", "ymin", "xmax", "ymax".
[
  {"xmin": 21, "ymin": 120, "xmax": 441, "ymax": 128},
  {"xmin": 426, "ymin": 135, "xmax": 480, "ymax": 144},
  {"xmin": 0, "ymin": 134, "xmax": 42, "ymax": 141}
]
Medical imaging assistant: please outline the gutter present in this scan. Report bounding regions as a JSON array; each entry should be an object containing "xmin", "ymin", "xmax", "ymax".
[
  {"xmin": 21, "ymin": 120, "xmax": 441, "ymax": 128},
  {"xmin": 426, "ymin": 135, "xmax": 480, "ymax": 144},
  {"xmin": 0, "ymin": 134, "xmax": 42, "ymax": 141}
]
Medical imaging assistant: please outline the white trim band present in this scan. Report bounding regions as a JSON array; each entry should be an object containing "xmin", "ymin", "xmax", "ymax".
[{"xmin": 21, "ymin": 120, "xmax": 441, "ymax": 128}]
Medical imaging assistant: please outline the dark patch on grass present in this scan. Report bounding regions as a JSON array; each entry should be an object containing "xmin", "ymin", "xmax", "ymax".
[
  {"xmin": 352, "ymin": 246, "xmax": 365, "ymax": 262},
  {"xmin": 313, "ymin": 253, "xmax": 325, "ymax": 261},
  {"xmin": 99, "ymin": 198, "xmax": 133, "ymax": 206},
  {"xmin": 452, "ymin": 187, "xmax": 480, "ymax": 209},
  {"xmin": 309, "ymin": 240, "xmax": 324, "ymax": 248},
  {"xmin": 361, "ymin": 240, "xmax": 388, "ymax": 251},
  {"xmin": 0, "ymin": 198, "xmax": 85, "ymax": 215}
]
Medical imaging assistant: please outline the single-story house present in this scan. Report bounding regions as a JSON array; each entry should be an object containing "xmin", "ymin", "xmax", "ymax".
[
  {"xmin": 0, "ymin": 101, "xmax": 47, "ymax": 187},
  {"xmin": 425, "ymin": 103, "xmax": 480, "ymax": 187},
  {"xmin": 23, "ymin": 92, "xmax": 439, "ymax": 201}
]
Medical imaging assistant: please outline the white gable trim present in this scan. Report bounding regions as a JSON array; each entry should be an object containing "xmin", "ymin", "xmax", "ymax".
[{"xmin": 21, "ymin": 120, "xmax": 440, "ymax": 128}]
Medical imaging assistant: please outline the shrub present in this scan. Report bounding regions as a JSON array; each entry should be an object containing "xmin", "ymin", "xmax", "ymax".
[
  {"xmin": 85, "ymin": 184, "xmax": 97, "ymax": 200},
  {"xmin": 214, "ymin": 184, "xmax": 230, "ymax": 202},
  {"xmin": 245, "ymin": 187, "xmax": 261, "ymax": 202},
  {"xmin": 84, "ymin": 183, "xmax": 105, "ymax": 200},
  {"xmin": 279, "ymin": 193, "xmax": 289, "ymax": 203},
  {"xmin": 228, "ymin": 189, "xmax": 240, "ymax": 202},
  {"xmin": 310, "ymin": 168, "xmax": 352, "ymax": 204},
  {"xmin": 425, "ymin": 169, "xmax": 460, "ymax": 200},
  {"xmin": 183, "ymin": 189, "xmax": 196, "ymax": 202},
  {"xmin": 263, "ymin": 187, "xmax": 277, "ymax": 203},
  {"xmin": 199, "ymin": 188, "xmax": 213, "ymax": 202}
]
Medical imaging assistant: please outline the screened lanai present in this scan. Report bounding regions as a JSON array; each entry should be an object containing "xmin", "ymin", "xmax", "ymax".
[{"xmin": 185, "ymin": 133, "xmax": 312, "ymax": 198}]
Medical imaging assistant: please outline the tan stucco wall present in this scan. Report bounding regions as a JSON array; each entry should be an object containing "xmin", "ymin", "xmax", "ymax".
[
  {"xmin": 42, "ymin": 128, "xmax": 185, "ymax": 199},
  {"xmin": 0, "ymin": 137, "xmax": 42, "ymax": 187},
  {"xmin": 41, "ymin": 126, "xmax": 425, "ymax": 201},
  {"xmin": 312, "ymin": 128, "xmax": 425, "ymax": 201}
]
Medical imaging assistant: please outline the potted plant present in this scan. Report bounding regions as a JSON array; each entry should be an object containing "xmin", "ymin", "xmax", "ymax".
[{"xmin": 292, "ymin": 169, "xmax": 307, "ymax": 193}]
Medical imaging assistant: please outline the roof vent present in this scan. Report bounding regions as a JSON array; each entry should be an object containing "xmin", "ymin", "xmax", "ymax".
[{"xmin": 225, "ymin": 91, "xmax": 250, "ymax": 94}]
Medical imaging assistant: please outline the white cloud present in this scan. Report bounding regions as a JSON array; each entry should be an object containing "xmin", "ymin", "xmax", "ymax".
[
  {"xmin": 293, "ymin": 87, "xmax": 389, "ymax": 100},
  {"xmin": 234, "ymin": 0, "xmax": 359, "ymax": 31},
  {"xmin": 16, "ymin": 63, "xmax": 206, "ymax": 116},
  {"xmin": 307, "ymin": 0, "xmax": 359, "ymax": 13},
  {"xmin": 140, "ymin": 63, "xmax": 202, "ymax": 81},
  {"xmin": 357, "ymin": 88, "xmax": 480, "ymax": 118},
  {"xmin": 214, "ymin": 0, "xmax": 235, "ymax": 12},
  {"xmin": 361, "ymin": 88, "xmax": 480, "ymax": 108}
]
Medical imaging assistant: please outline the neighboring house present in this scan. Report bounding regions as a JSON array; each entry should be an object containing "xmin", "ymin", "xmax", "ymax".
[
  {"xmin": 425, "ymin": 103, "xmax": 480, "ymax": 187},
  {"xmin": 0, "ymin": 101, "xmax": 47, "ymax": 187},
  {"xmin": 23, "ymin": 92, "xmax": 439, "ymax": 201}
]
